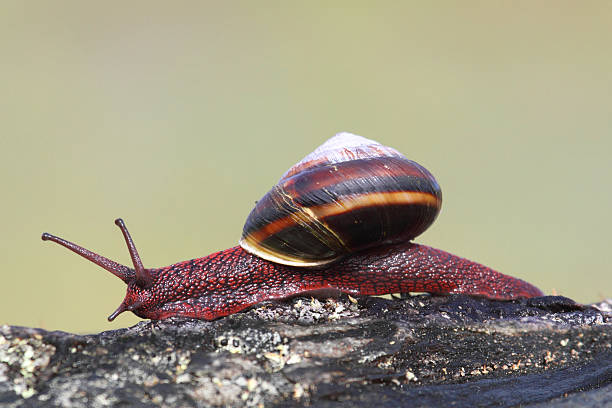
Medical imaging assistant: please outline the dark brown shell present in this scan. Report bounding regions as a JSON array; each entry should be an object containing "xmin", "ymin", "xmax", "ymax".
[{"xmin": 239, "ymin": 133, "xmax": 442, "ymax": 266}]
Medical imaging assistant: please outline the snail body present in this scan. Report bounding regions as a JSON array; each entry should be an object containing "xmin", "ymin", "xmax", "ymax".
[{"xmin": 42, "ymin": 133, "xmax": 543, "ymax": 321}]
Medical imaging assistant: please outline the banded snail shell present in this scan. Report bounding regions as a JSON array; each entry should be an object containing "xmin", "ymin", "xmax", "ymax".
[{"xmin": 239, "ymin": 132, "xmax": 442, "ymax": 267}]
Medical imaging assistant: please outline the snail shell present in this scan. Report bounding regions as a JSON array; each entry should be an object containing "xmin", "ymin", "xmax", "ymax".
[{"xmin": 239, "ymin": 132, "xmax": 442, "ymax": 267}]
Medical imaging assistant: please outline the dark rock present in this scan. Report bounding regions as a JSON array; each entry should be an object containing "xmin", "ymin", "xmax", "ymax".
[{"xmin": 1, "ymin": 295, "xmax": 610, "ymax": 407}]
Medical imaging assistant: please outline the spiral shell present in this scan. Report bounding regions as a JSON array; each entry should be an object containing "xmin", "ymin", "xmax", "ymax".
[{"xmin": 239, "ymin": 132, "xmax": 442, "ymax": 267}]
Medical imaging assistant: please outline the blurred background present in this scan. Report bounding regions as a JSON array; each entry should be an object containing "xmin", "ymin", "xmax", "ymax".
[{"xmin": 2, "ymin": 2, "xmax": 610, "ymax": 333}]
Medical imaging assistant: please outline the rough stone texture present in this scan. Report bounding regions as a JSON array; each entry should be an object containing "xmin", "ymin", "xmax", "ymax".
[{"xmin": 1, "ymin": 295, "xmax": 610, "ymax": 407}]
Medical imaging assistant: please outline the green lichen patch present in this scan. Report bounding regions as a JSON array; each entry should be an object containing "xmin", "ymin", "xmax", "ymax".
[{"xmin": 0, "ymin": 326, "xmax": 56, "ymax": 399}]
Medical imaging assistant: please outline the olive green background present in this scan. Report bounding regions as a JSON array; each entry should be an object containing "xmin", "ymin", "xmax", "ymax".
[{"xmin": 2, "ymin": 2, "xmax": 610, "ymax": 333}]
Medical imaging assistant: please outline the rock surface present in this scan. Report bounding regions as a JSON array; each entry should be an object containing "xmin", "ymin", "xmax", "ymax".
[{"xmin": 1, "ymin": 295, "xmax": 611, "ymax": 407}]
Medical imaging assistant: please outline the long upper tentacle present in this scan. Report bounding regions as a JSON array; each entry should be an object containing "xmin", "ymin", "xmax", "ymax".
[{"xmin": 42, "ymin": 232, "xmax": 134, "ymax": 283}]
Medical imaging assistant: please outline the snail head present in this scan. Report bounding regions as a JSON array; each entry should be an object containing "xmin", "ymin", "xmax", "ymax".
[{"xmin": 42, "ymin": 218, "xmax": 154, "ymax": 321}]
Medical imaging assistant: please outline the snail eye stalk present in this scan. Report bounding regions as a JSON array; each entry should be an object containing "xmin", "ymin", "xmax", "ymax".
[
  {"xmin": 41, "ymin": 232, "xmax": 133, "ymax": 283},
  {"xmin": 113, "ymin": 218, "xmax": 152, "ymax": 289},
  {"xmin": 42, "ymin": 219, "xmax": 153, "ymax": 288}
]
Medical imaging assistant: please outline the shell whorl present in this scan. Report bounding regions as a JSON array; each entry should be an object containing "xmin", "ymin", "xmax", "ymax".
[
  {"xmin": 240, "ymin": 132, "xmax": 442, "ymax": 267},
  {"xmin": 280, "ymin": 132, "xmax": 406, "ymax": 180}
]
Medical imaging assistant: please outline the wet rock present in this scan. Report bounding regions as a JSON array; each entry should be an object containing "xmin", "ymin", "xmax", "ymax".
[{"xmin": 1, "ymin": 295, "xmax": 610, "ymax": 407}]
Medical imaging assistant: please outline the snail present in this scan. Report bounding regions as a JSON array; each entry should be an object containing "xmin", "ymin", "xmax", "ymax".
[{"xmin": 42, "ymin": 132, "xmax": 543, "ymax": 321}]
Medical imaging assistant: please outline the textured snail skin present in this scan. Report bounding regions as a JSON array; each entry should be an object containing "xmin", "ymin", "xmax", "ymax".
[
  {"xmin": 42, "ymin": 220, "xmax": 543, "ymax": 321},
  {"xmin": 123, "ymin": 243, "xmax": 543, "ymax": 320}
]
